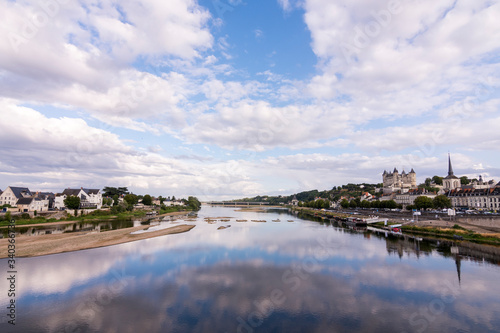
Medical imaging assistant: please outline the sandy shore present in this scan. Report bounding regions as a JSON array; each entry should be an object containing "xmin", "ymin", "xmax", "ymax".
[{"xmin": 0, "ymin": 224, "xmax": 195, "ymax": 258}]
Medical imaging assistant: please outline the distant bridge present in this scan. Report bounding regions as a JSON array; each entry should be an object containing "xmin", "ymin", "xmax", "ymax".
[{"xmin": 204, "ymin": 201, "xmax": 270, "ymax": 206}]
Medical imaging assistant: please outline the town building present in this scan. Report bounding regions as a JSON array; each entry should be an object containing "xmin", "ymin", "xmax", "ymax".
[
  {"xmin": 394, "ymin": 189, "xmax": 437, "ymax": 207},
  {"xmin": 16, "ymin": 197, "xmax": 50, "ymax": 212},
  {"xmin": 54, "ymin": 188, "xmax": 103, "ymax": 209},
  {"xmin": 0, "ymin": 186, "xmax": 32, "ymax": 206},
  {"xmin": 447, "ymin": 187, "xmax": 500, "ymax": 210},
  {"xmin": 441, "ymin": 154, "xmax": 499, "ymax": 210}
]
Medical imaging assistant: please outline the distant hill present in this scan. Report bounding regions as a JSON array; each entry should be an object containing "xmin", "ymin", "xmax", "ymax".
[{"xmin": 232, "ymin": 183, "xmax": 383, "ymax": 204}]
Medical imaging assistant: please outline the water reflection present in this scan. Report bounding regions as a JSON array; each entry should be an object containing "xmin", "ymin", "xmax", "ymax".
[
  {"xmin": 1, "ymin": 216, "xmax": 177, "ymax": 238},
  {"xmin": 1, "ymin": 206, "xmax": 500, "ymax": 332}
]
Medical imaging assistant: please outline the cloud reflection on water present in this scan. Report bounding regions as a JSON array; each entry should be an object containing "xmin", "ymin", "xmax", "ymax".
[{"xmin": 2, "ymin": 207, "xmax": 500, "ymax": 332}]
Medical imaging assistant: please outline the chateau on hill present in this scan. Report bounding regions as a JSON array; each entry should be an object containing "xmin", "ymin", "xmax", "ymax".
[{"xmin": 382, "ymin": 168, "xmax": 417, "ymax": 194}]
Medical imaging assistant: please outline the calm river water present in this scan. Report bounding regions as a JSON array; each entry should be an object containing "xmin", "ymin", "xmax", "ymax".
[{"xmin": 1, "ymin": 206, "xmax": 500, "ymax": 332}]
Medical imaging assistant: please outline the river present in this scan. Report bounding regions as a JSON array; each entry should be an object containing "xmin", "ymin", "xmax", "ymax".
[{"xmin": 1, "ymin": 205, "xmax": 500, "ymax": 332}]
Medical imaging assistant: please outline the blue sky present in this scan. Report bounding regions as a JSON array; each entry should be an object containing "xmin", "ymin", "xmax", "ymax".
[{"xmin": 0, "ymin": 0, "xmax": 499, "ymax": 199}]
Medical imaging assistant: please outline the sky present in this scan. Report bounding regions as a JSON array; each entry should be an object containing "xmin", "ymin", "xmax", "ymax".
[{"xmin": 0, "ymin": 0, "xmax": 499, "ymax": 200}]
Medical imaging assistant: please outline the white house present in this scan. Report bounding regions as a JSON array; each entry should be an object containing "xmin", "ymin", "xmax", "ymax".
[
  {"xmin": 16, "ymin": 197, "xmax": 49, "ymax": 212},
  {"xmin": 0, "ymin": 186, "xmax": 32, "ymax": 207},
  {"xmin": 55, "ymin": 188, "xmax": 103, "ymax": 209}
]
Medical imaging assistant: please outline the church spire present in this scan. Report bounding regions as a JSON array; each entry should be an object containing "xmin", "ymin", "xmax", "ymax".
[{"xmin": 448, "ymin": 153, "xmax": 454, "ymax": 177}]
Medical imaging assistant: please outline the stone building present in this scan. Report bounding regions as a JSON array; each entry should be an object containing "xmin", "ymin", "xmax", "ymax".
[
  {"xmin": 394, "ymin": 188, "xmax": 437, "ymax": 207},
  {"xmin": 447, "ymin": 187, "xmax": 500, "ymax": 210},
  {"xmin": 382, "ymin": 168, "xmax": 417, "ymax": 194}
]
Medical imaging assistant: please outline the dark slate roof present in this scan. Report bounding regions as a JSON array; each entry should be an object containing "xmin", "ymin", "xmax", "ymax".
[
  {"xmin": 9, "ymin": 186, "xmax": 32, "ymax": 198},
  {"xmin": 36, "ymin": 192, "xmax": 55, "ymax": 200},
  {"xmin": 17, "ymin": 197, "xmax": 34, "ymax": 205},
  {"xmin": 62, "ymin": 189, "xmax": 82, "ymax": 196},
  {"xmin": 62, "ymin": 188, "xmax": 100, "ymax": 196}
]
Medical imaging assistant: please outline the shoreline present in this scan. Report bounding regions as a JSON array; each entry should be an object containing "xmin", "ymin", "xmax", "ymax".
[
  {"xmin": 0, "ymin": 211, "xmax": 190, "ymax": 229},
  {"xmin": 292, "ymin": 207, "xmax": 500, "ymax": 244},
  {"xmin": 0, "ymin": 224, "xmax": 195, "ymax": 258}
]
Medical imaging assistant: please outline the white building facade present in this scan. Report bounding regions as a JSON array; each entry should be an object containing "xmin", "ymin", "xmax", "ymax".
[
  {"xmin": 0, "ymin": 186, "xmax": 32, "ymax": 206},
  {"xmin": 55, "ymin": 188, "xmax": 103, "ymax": 209}
]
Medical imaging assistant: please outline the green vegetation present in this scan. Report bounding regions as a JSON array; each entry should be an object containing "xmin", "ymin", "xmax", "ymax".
[
  {"xmin": 301, "ymin": 199, "xmax": 331, "ymax": 209},
  {"xmin": 414, "ymin": 196, "xmax": 433, "ymax": 210},
  {"xmin": 402, "ymin": 225, "xmax": 500, "ymax": 245},
  {"xmin": 432, "ymin": 176, "xmax": 443, "ymax": 185},
  {"xmin": 185, "ymin": 196, "xmax": 201, "ymax": 211},
  {"xmin": 142, "ymin": 194, "xmax": 152, "ymax": 206},
  {"xmin": 234, "ymin": 183, "xmax": 383, "ymax": 206},
  {"xmin": 102, "ymin": 186, "xmax": 129, "ymax": 197},
  {"xmin": 432, "ymin": 195, "xmax": 452, "ymax": 209},
  {"xmin": 64, "ymin": 195, "xmax": 81, "ymax": 216},
  {"xmin": 460, "ymin": 176, "xmax": 470, "ymax": 185}
]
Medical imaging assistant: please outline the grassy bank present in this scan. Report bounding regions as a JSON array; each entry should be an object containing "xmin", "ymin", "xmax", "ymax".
[
  {"xmin": 400, "ymin": 225, "xmax": 500, "ymax": 245},
  {"xmin": 0, "ymin": 206, "xmax": 195, "ymax": 228}
]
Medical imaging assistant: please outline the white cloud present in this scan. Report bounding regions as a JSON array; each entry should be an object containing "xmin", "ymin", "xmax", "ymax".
[{"xmin": 0, "ymin": 0, "xmax": 213, "ymax": 131}]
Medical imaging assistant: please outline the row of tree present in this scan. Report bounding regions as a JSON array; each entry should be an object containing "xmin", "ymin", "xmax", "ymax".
[
  {"xmin": 340, "ymin": 199, "xmax": 400, "ymax": 209},
  {"xmin": 408, "ymin": 195, "xmax": 452, "ymax": 210}
]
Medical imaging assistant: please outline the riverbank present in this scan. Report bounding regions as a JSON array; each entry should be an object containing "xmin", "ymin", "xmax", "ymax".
[
  {"xmin": 291, "ymin": 207, "xmax": 500, "ymax": 245},
  {"xmin": 0, "ymin": 224, "xmax": 195, "ymax": 258},
  {"xmin": 0, "ymin": 210, "xmax": 191, "ymax": 229}
]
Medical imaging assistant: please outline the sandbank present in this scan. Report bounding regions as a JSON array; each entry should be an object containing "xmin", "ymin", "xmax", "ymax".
[{"xmin": 0, "ymin": 224, "xmax": 195, "ymax": 258}]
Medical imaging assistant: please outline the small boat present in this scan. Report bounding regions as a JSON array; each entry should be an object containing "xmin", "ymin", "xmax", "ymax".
[
  {"xmin": 272, "ymin": 219, "xmax": 280, "ymax": 222},
  {"xmin": 236, "ymin": 219, "xmax": 247, "ymax": 222},
  {"xmin": 287, "ymin": 220, "xmax": 294, "ymax": 222}
]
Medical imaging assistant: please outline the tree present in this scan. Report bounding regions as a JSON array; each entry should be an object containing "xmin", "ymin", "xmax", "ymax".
[
  {"xmin": 349, "ymin": 200, "xmax": 357, "ymax": 208},
  {"xmin": 112, "ymin": 194, "xmax": 119, "ymax": 206},
  {"xmin": 371, "ymin": 200, "xmax": 380, "ymax": 209},
  {"xmin": 142, "ymin": 194, "xmax": 152, "ymax": 206},
  {"xmin": 460, "ymin": 176, "xmax": 470, "ymax": 185},
  {"xmin": 123, "ymin": 194, "xmax": 138, "ymax": 206},
  {"xmin": 103, "ymin": 186, "xmax": 129, "ymax": 197},
  {"xmin": 433, "ymin": 195, "xmax": 452, "ymax": 209},
  {"xmin": 64, "ymin": 195, "xmax": 81, "ymax": 215},
  {"xmin": 158, "ymin": 196, "xmax": 165, "ymax": 204},
  {"xmin": 361, "ymin": 200, "xmax": 371, "ymax": 208},
  {"xmin": 432, "ymin": 176, "xmax": 443, "ymax": 185},
  {"xmin": 187, "ymin": 196, "xmax": 201, "ymax": 210},
  {"xmin": 102, "ymin": 197, "xmax": 113, "ymax": 206},
  {"xmin": 64, "ymin": 196, "xmax": 81, "ymax": 210},
  {"xmin": 340, "ymin": 199, "xmax": 349, "ymax": 209},
  {"xmin": 414, "ymin": 196, "xmax": 433, "ymax": 210},
  {"xmin": 381, "ymin": 200, "xmax": 397, "ymax": 209},
  {"xmin": 171, "ymin": 196, "xmax": 176, "ymax": 201},
  {"xmin": 425, "ymin": 178, "xmax": 432, "ymax": 187}
]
